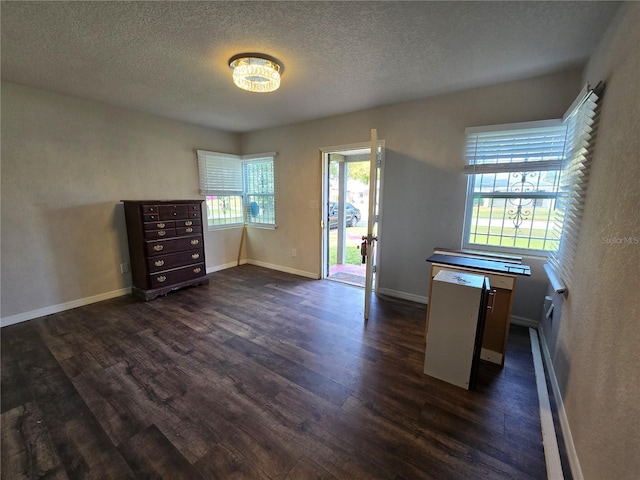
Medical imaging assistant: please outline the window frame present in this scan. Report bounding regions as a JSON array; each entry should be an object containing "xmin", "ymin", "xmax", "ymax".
[
  {"xmin": 197, "ymin": 150, "xmax": 277, "ymax": 230},
  {"xmin": 462, "ymin": 119, "xmax": 567, "ymax": 257},
  {"xmin": 241, "ymin": 154, "xmax": 277, "ymax": 228}
]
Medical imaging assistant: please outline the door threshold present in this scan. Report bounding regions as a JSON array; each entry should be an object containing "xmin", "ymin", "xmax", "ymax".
[{"xmin": 327, "ymin": 272, "xmax": 366, "ymax": 288}]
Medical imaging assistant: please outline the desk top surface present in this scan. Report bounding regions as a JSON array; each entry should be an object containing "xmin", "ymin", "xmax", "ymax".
[{"xmin": 426, "ymin": 253, "xmax": 531, "ymax": 276}]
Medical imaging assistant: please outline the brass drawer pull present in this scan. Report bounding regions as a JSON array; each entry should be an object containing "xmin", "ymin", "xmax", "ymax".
[
  {"xmin": 157, "ymin": 223, "xmax": 165, "ymax": 228},
  {"xmin": 154, "ymin": 260, "xmax": 165, "ymax": 267},
  {"xmin": 185, "ymin": 227, "xmax": 193, "ymax": 233},
  {"xmin": 191, "ymin": 239, "xmax": 199, "ymax": 245},
  {"xmin": 157, "ymin": 275, "xmax": 167, "ymax": 283},
  {"xmin": 193, "ymin": 268, "xmax": 202, "ymax": 274},
  {"xmin": 185, "ymin": 221, "xmax": 193, "ymax": 226},
  {"xmin": 191, "ymin": 253, "xmax": 200, "ymax": 259},
  {"xmin": 158, "ymin": 230, "xmax": 166, "ymax": 236},
  {"xmin": 153, "ymin": 245, "xmax": 164, "ymax": 251}
]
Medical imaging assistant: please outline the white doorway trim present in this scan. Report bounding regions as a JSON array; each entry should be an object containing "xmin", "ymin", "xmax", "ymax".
[{"xmin": 319, "ymin": 139, "xmax": 385, "ymax": 287}]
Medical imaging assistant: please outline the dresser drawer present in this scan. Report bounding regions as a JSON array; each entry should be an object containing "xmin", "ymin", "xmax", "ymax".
[
  {"xmin": 176, "ymin": 225, "xmax": 201, "ymax": 236},
  {"xmin": 144, "ymin": 213, "xmax": 160, "ymax": 222},
  {"xmin": 147, "ymin": 249, "xmax": 204, "ymax": 273},
  {"xmin": 142, "ymin": 205, "xmax": 159, "ymax": 214},
  {"xmin": 146, "ymin": 235, "xmax": 203, "ymax": 256},
  {"xmin": 159, "ymin": 204, "xmax": 188, "ymax": 220},
  {"xmin": 176, "ymin": 218, "xmax": 200, "ymax": 228},
  {"xmin": 144, "ymin": 220, "xmax": 175, "ymax": 231},
  {"xmin": 144, "ymin": 228, "xmax": 177, "ymax": 240},
  {"xmin": 149, "ymin": 263, "xmax": 206, "ymax": 289}
]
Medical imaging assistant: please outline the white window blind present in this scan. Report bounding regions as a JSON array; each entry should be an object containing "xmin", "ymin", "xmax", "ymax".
[
  {"xmin": 197, "ymin": 151, "xmax": 243, "ymax": 196},
  {"xmin": 463, "ymin": 120, "xmax": 568, "ymax": 253},
  {"xmin": 465, "ymin": 121, "xmax": 568, "ymax": 173},
  {"xmin": 545, "ymin": 84, "xmax": 602, "ymax": 293}
]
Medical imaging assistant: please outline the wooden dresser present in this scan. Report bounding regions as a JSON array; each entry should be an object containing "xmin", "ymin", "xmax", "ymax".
[{"xmin": 122, "ymin": 200, "xmax": 209, "ymax": 301}]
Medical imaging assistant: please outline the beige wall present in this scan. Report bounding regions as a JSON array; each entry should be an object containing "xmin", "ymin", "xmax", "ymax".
[
  {"xmin": 2, "ymin": 68, "xmax": 584, "ymax": 326},
  {"xmin": 241, "ymin": 69, "xmax": 582, "ymax": 320},
  {"xmin": 540, "ymin": 4, "xmax": 640, "ymax": 479},
  {"xmin": 1, "ymin": 82, "xmax": 240, "ymax": 321}
]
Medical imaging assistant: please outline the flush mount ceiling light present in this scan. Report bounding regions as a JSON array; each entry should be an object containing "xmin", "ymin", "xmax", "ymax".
[{"xmin": 228, "ymin": 53, "xmax": 283, "ymax": 93}]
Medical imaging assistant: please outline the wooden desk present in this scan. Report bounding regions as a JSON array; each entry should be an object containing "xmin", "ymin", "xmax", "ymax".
[{"xmin": 426, "ymin": 250, "xmax": 531, "ymax": 366}]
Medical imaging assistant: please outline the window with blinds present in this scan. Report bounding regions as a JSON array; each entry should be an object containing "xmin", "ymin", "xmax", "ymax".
[
  {"xmin": 463, "ymin": 120, "xmax": 568, "ymax": 254},
  {"xmin": 243, "ymin": 156, "xmax": 276, "ymax": 226},
  {"xmin": 545, "ymin": 85, "xmax": 602, "ymax": 293},
  {"xmin": 196, "ymin": 150, "xmax": 277, "ymax": 229}
]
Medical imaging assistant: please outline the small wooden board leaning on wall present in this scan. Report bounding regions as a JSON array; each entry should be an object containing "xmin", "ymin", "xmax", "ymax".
[{"xmin": 426, "ymin": 248, "xmax": 531, "ymax": 367}]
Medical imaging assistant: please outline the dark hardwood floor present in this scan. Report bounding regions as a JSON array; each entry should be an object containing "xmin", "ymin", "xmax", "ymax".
[{"xmin": 1, "ymin": 265, "xmax": 546, "ymax": 479}]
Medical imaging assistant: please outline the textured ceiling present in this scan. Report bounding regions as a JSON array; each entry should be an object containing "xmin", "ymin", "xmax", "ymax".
[{"xmin": 1, "ymin": 1, "xmax": 621, "ymax": 133}]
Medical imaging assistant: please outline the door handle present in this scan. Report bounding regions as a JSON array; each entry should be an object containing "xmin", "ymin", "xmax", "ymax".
[{"xmin": 487, "ymin": 289, "xmax": 497, "ymax": 312}]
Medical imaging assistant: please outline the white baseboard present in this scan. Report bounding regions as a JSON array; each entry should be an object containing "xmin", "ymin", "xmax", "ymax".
[
  {"xmin": 538, "ymin": 328, "xmax": 583, "ymax": 480},
  {"xmin": 530, "ymin": 328, "xmax": 564, "ymax": 480},
  {"xmin": 511, "ymin": 314, "xmax": 539, "ymax": 328},
  {"xmin": 0, "ymin": 287, "xmax": 132, "ymax": 328},
  {"xmin": 376, "ymin": 287, "xmax": 428, "ymax": 305},
  {"xmin": 245, "ymin": 259, "xmax": 319, "ymax": 280},
  {"xmin": 206, "ymin": 259, "xmax": 247, "ymax": 274},
  {"xmin": 1, "ymin": 260, "xmax": 315, "ymax": 328}
]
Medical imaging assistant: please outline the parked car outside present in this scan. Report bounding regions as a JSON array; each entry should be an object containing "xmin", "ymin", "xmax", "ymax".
[{"xmin": 329, "ymin": 202, "xmax": 361, "ymax": 228}]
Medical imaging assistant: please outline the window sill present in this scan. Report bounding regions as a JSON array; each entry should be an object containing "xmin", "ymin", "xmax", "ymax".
[
  {"xmin": 543, "ymin": 263, "xmax": 567, "ymax": 295},
  {"xmin": 207, "ymin": 224, "xmax": 277, "ymax": 232},
  {"xmin": 248, "ymin": 224, "xmax": 277, "ymax": 230},
  {"xmin": 207, "ymin": 224, "xmax": 243, "ymax": 231},
  {"xmin": 462, "ymin": 243, "xmax": 551, "ymax": 259}
]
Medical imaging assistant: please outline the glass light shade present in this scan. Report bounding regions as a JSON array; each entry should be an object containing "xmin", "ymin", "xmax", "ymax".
[{"xmin": 229, "ymin": 55, "xmax": 282, "ymax": 93}]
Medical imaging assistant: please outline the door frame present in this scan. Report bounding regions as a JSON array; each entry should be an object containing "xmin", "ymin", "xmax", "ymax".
[{"xmin": 319, "ymin": 139, "xmax": 385, "ymax": 285}]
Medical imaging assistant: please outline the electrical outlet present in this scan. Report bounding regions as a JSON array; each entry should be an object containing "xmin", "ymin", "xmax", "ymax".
[
  {"xmin": 120, "ymin": 263, "xmax": 130, "ymax": 274},
  {"xmin": 291, "ymin": 248, "xmax": 297, "ymax": 258}
]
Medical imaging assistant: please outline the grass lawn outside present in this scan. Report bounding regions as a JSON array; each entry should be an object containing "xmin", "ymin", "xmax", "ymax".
[
  {"xmin": 329, "ymin": 225, "xmax": 367, "ymax": 266},
  {"xmin": 469, "ymin": 225, "xmax": 559, "ymax": 250},
  {"xmin": 472, "ymin": 205, "xmax": 556, "ymax": 222}
]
